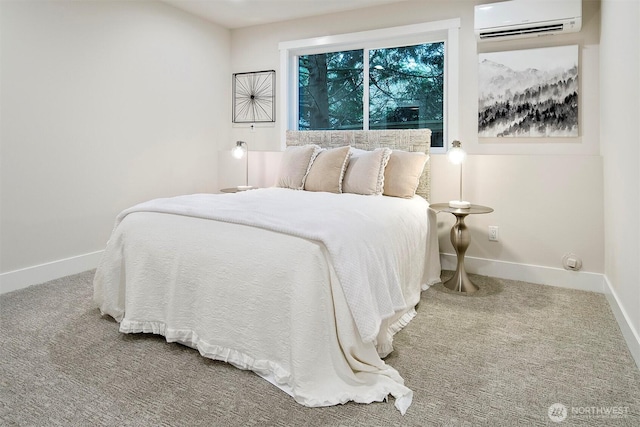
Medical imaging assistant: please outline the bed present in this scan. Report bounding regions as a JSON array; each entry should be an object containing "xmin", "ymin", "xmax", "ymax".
[{"xmin": 93, "ymin": 129, "xmax": 441, "ymax": 414}]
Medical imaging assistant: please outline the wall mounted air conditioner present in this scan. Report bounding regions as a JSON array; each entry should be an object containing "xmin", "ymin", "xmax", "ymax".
[{"xmin": 475, "ymin": 0, "xmax": 582, "ymax": 42}]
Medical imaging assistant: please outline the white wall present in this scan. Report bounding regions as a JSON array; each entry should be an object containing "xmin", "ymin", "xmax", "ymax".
[
  {"xmin": 228, "ymin": 0, "xmax": 605, "ymax": 284},
  {"xmin": 0, "ymin": 1, "xmax": 230, "ymax": 282},
  {"xmin": 600, "ymin": 0, "xmax": 640, "ymax": 354}
]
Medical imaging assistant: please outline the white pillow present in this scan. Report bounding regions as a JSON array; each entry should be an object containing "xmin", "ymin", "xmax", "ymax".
[
  {"xmin": 383, "ymin": 150, "xmax": 429, "ymax": 198},
  {"xmin": 342, "ymin": 148, "xmax": 391, "ymax": 196},
  {"xmin": 304, "ymin": 146, "xmax": 351, "ymax": 193},
  {"xmin": 275, "ymin": 144, "xmax": 321, "ymax": 190}
]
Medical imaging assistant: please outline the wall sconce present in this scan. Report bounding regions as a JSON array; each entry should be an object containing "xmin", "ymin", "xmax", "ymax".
[
  {"xmin": 232, "ymin": 140, "xmax": 252, "ymax": 190},
  {"xmin": 447, "ymin": 140, "xmax": 470, "ymax": 209}
]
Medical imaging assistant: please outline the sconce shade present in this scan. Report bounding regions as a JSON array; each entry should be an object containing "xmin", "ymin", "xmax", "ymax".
[
  {"xmin": 232, "ymin": 141, "xmax": 247, "ymax": 159},
  {"xmin": 447, "ymin": 140, "xmax": 466, "ymax": 165}
]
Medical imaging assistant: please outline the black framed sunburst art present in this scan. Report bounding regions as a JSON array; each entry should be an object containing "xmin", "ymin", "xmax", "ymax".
[{"xmin": 232, "ymin": 70, "xmax": 276, "ymax": 123}]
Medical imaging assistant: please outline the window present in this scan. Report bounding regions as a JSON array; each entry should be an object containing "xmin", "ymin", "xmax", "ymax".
[
  {"xmin": 280, "ymin": 19, "xmax": 460, "ymax": 153},
  {"xmin": 299, "ymin": 49, "xmax": 364, "ymax": 130}
]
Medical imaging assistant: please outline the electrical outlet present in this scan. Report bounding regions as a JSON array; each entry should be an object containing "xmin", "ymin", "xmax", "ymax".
[
  {"xmin": 488, "ymin": 226, "xmax": 499, "ymax": 242},
  {"xmin": 562, "ymin": 253, "xmax": 583, "ymax": 271}
]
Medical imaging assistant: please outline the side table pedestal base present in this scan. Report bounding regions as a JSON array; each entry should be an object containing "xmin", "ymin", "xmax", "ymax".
[{"xmin": 444, "ymin": 268, "xmax": 478, "ymax": 293}]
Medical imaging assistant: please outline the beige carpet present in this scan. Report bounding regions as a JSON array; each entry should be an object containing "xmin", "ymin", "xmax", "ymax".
[{"xmin": 1, "ymin": 270, "xmax": 639, "ymax": 426}]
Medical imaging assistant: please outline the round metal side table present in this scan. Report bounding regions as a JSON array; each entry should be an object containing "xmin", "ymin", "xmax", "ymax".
[
  {"xmin": 430, "ymin": 203, "xmax": 494, "ymax": 293},
  {"xmin": 220, "ymin": 186, "xmax": 256, "ymax": 193}
]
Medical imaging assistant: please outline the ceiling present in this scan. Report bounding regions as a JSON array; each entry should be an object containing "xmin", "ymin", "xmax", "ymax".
[{"xmin": 161, "ymin": 0, "xmax": 410, "ymax": 29}]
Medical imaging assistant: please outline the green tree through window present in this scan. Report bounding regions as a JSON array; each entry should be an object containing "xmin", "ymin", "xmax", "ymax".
[
  {"xmin": 298, "ymin": 42, "xmax": 444, "ymax": 147},
  {"xmin": 299, "ymin": 50, "xmax": 363, "ymax": 130}
]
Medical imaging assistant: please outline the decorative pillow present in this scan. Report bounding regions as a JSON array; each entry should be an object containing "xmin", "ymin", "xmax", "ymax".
[
  {"xmin": 342, "ymin": 148, "xmax": 391, "ymax": 195},
  {"xmin": 304, "ymin": 146, "xmax": 351, "ymax": 193},
  {"xmin": 383, "ymin": 150, "xmax": 429, "ymax": 198},
  {"xmin": 276, "ymin": 144, "xmax": 321, "ymax": 190}
]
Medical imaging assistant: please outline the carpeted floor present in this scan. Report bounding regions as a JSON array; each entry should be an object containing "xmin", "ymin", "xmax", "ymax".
[{"xmin": 1, "ymin": 270, "xmax": 639, "ymax": 426}]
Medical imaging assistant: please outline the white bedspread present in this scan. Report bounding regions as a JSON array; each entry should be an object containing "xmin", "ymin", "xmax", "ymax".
[
  {"xmin": 108, "ymin": 188, "xmax": 434, "ymax": 343},
  {"xmin": 94, "ymin": 188, "xmax": 441, "ymax": 413}
]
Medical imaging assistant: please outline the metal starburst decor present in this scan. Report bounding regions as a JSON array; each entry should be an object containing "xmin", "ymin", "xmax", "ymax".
[{"xmin": 233, "ymin": 70, "xmax": 276, "ymax": 123}]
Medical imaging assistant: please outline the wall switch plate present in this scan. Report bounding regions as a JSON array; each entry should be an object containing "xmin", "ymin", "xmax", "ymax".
[{"xmin": 489, "ymin": 226, "xmax": 499, "ymax": 242}]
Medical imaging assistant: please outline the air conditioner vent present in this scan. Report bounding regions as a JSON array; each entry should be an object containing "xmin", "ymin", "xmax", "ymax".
[{"xmin": 479, "ymin": 23, "xmax": 565, "ymax": 40}]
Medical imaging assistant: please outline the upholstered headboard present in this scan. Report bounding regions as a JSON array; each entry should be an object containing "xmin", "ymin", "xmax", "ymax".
[{"xmin": 286, "ymin": 129, "xmax": 432, "ymax": 201}]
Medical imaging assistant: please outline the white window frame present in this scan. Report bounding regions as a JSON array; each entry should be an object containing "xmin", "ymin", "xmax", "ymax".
[{"xmin": 278, "ymin": 19, "xmax": 460, "ymax": 154}]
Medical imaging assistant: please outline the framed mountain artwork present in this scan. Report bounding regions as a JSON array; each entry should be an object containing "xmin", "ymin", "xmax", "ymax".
[{"xmin": 478, "ymin": 45, "xmax": 578, "ymax": 138}]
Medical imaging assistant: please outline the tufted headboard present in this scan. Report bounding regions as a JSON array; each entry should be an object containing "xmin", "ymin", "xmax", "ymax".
[{"xmin": 285, "ymin": 129, "xmax": 432, "ymax": 201}]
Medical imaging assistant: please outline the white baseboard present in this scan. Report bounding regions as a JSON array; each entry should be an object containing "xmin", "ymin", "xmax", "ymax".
[
  {"xmin": 0, "ymin": 250, "xmax": 103, "ymax": 295},
  {"xmin": 440, "ymin": 253, "xmax": 604, "ymax": 293},
  {"xmin": 603, "ymin": 275, "xmax": 640, "ymax": 370}
]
